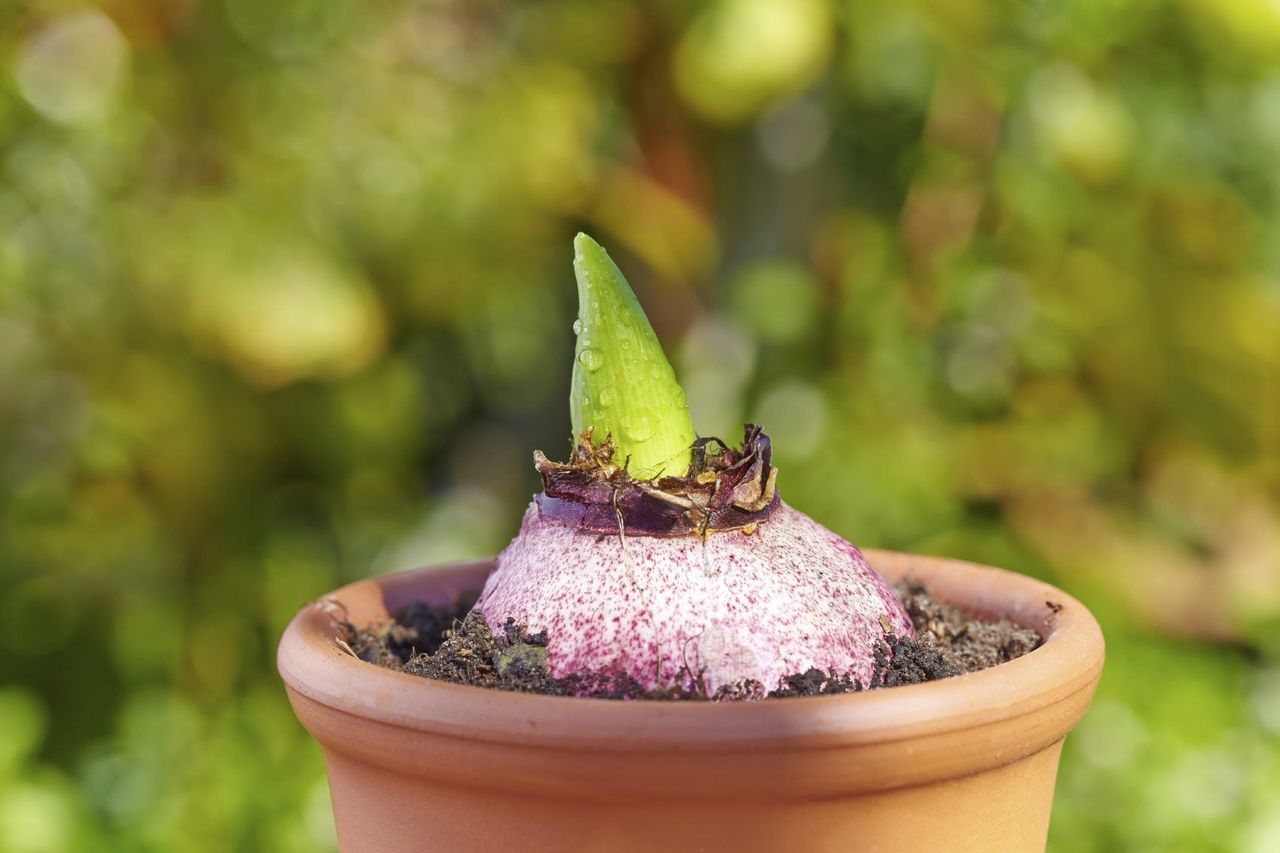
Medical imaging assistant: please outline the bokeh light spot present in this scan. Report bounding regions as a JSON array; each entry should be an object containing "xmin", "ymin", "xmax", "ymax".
[
  {"xmin": 728, "ymin": 261, "xmax": 820, "ymax": 344},
  {"xmin": 0, "ymin": 780, "xmax": 76, "ymax": 853},
  {"xmin": 752, "ymin": 380, "xmax": 828, "ymax": 459},
  {"xmin": 1028, "ymin": 63, "xmax": 1133, "ymax": 181},
  {"xmin": 185, "ymin": 249, "xmax": 387, "ymax": 387},
  {"xmin": 757, "ymin": 96, "xmax": 830, "ymax": 171},
  {"xmin": 0, "ymin": 689, "xmax": 46, "ymax": 774},
  {"xmin": 674, "ymin": 0, "xmax": 831, "ymax": 123},
  {"xmin": 15, "ymin": 11, "xmax": 129, "ymax": 126}
]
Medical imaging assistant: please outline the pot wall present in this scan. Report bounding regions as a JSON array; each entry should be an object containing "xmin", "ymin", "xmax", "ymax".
[{"xmin": 278, "ymin": 551, "xmax": 1104, "ymax": 852}]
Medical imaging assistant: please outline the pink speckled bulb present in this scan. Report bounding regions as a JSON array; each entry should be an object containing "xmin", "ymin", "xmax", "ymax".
[
  {"xmin": 478, "ymin": 237, "xmax": 912, "ymax": 698},
  {"xmin": 477, "ymin": 500, "xmax": 912, "ymax": 696}
]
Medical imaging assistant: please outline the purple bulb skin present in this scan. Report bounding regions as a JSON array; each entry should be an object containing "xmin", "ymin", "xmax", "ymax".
[{"xmin": 477, "ymin": 499, "xmax": 913, "ymax": 696}]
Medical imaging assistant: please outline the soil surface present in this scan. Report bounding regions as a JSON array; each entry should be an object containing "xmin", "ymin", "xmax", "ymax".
[{"xmin": 340, "ymin": 582, "xmax": 1044, "ymax": 700}]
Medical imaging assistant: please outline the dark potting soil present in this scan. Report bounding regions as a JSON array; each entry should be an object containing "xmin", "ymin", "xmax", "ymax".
[{"xmin": 340, "ymin": 582, "xmax": 1044, "ymax": 700}]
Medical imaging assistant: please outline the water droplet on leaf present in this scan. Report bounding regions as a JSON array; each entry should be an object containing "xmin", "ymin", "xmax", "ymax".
[
  {"xmin": 578, "ymin": 347, "xmax": 602, "ymax": 371},
  {"xmin": 598, "ymin": 386, "xmax": 617, "ymax": 407},
  {"xmin": 627, "ymin": 412, "xmax": 654, "ymax": 441},
  {"xmin": 572, "ymin": 318, "xmax": 583, "ymax": 335}
]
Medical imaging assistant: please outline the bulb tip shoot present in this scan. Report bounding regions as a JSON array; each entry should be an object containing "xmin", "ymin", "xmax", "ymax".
[{"xmin": 568, "ymin": 234, "xmax": 696, "ymax": 479}]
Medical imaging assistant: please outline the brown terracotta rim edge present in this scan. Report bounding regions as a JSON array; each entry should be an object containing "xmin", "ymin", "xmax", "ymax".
[
  {"xmin": 289, "ymin": 672, "xmax": 1099, "ymax": 758},
  {"xmin": 280, "ymin": 634, "xmax": 1101, "ymax": 752}
]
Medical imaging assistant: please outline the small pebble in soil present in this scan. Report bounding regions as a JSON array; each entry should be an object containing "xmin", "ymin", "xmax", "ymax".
[{"xmin": 340, "ymin": 582, "xmax": 1043, "ymax": 700}]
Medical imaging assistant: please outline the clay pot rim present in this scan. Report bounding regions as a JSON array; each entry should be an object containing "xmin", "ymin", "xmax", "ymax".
[{"xmin": 278, "ymin": 549, "xmax": 1104, "ymax": 753}]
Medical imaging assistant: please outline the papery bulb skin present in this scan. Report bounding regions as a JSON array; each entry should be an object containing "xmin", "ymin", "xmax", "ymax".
[{"xmin": 477, "ymin": 499, "xmax": 912, "ymax": 695}]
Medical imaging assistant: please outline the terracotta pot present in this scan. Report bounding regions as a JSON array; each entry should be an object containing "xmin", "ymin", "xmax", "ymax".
[{"xmin": 278, "ymin": 550, "xmax": 1104, "ymax": 852}]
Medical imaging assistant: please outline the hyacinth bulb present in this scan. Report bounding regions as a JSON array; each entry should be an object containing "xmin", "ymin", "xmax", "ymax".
[{"xmin": 477, "ymin": 234, "xmax": 911, "ymax": 696}]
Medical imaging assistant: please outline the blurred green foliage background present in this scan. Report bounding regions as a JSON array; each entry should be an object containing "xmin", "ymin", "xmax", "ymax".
[{"xmin": 2, "ymin": 0, "xmax": 1279, "ymax": 850}]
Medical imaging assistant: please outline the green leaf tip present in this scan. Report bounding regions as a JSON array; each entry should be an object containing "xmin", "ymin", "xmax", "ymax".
[{"xmin": 570, "ymin": 233, "xmax": 696, "ymax": 479}]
